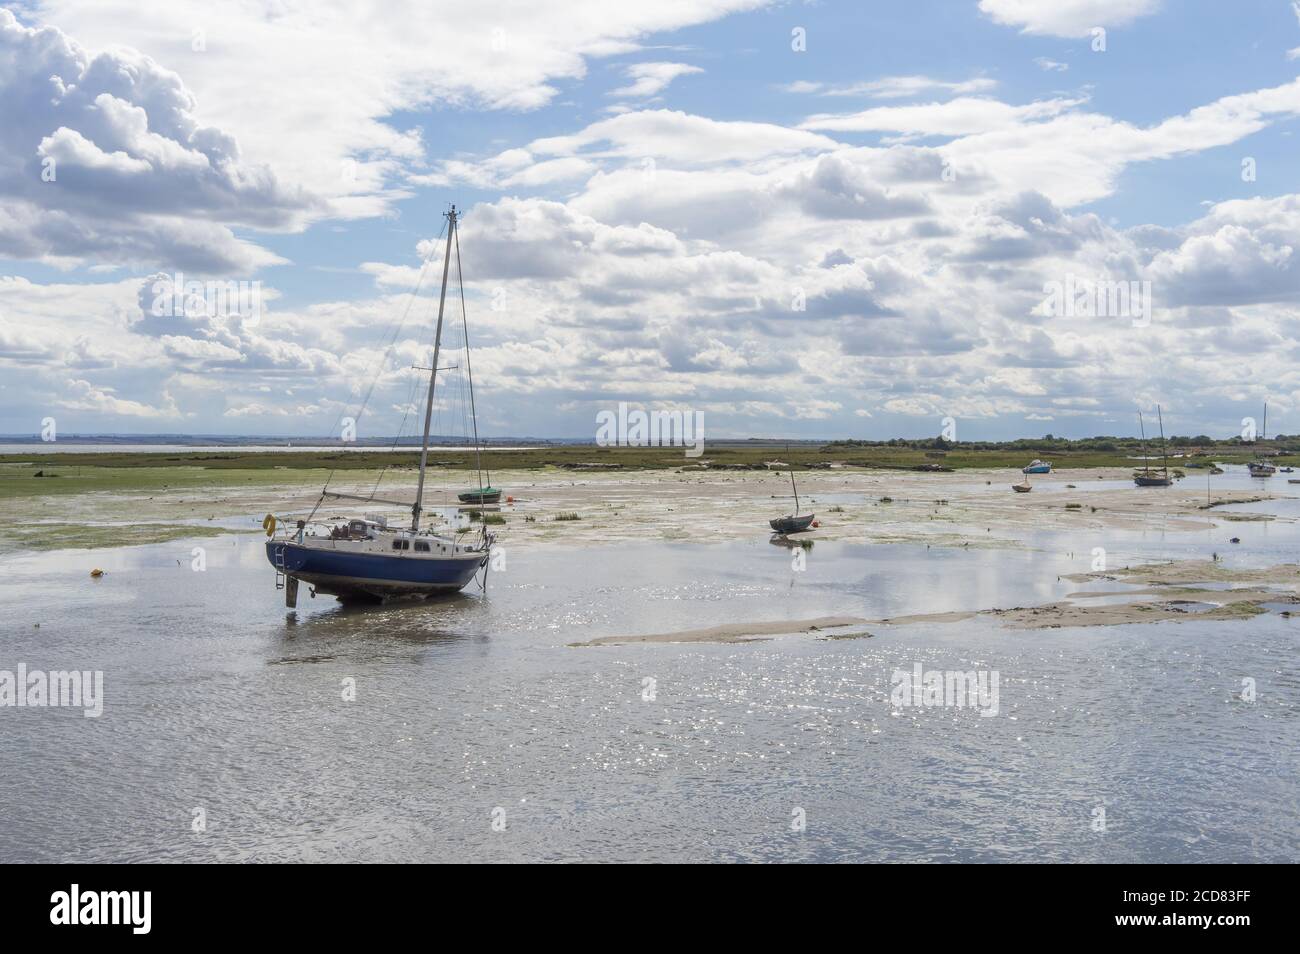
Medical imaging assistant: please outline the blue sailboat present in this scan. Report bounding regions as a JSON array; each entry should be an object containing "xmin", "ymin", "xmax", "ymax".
[
  {"xmin": 265, "ymin": 206, "xmax": 493, "ymax": 606},
  {"xmin": 1022, "ymin": 459, "xmax": 1052, "ymax": 474}
]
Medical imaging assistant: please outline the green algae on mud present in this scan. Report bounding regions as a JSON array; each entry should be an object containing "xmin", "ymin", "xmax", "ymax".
[
  {"xmin": 8, "ymin": 522, "xmax": 247, "ymax": 553},
  {"xmin": 0, "ymin": 463, "xmax": 331, "ymax": 554},
  {"xmin": 0, "ymin": 463, "xmax": 321, "ymax": 501},
  {"xmin": 0, "ymin": 453, "xmax": 1290, "ymax": 560}
]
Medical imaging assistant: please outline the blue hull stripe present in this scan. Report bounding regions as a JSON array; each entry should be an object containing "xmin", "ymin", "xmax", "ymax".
[{"xmin": 266, "ymin": 541, "xmax": 483, "ymax": 593}]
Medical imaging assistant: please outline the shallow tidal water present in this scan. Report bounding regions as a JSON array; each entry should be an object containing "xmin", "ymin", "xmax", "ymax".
[{"xmin": 0, "ymin": 502, "xmax": 1297, "ymax": 863}]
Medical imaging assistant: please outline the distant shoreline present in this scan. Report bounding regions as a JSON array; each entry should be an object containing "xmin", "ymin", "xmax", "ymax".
[
  {"xmin": 0, "ymin": 443, "xmax": 547, "ymax": 455},
  {"xmin": 0, "ymin": 441, "xmax": 1293, "ymax": 474}
]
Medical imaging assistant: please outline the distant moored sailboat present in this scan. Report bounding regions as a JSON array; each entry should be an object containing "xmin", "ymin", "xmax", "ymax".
[
  {"xmin": 1248, "ymin": 402, "xmax": 1276, "ymax": 478},
  {"xmin": 1133, "ymin": 406, "xmax": 1172, "ymax": 487},
  {"xmin": 770, "ymin": 466, "xmax": 815, "ymax": 534}
]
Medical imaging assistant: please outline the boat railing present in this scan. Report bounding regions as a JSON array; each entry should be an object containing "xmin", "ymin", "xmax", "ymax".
[{"xmin": 273, "ymin": 520, "xmax": 354, "ymax": 546}]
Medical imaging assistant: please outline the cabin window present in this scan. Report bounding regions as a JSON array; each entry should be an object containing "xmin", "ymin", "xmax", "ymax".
[
  {"xmin": 414, "ymin": 541, "xmax": 430, "ymax": 552},
  {"xmin": 391, "ymin": 539, "xmax": 410, "ymax": 551}
]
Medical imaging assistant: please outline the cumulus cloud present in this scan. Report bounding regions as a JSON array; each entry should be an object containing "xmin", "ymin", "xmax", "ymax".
[
  {"xmin": 29, "ymin": 0, "xmax": 772, "ymax": 215},
  {"xmin": 779, "ymin": 153, "xmax": 931, "ymax": 220},
  {"xmin": 1148, "ymin": 195, "xmax": 1300, "ymax": 307},
  {"xmin": 0, "ymin": 9, "xmax": 320, "ymax": 270},
  {"xmin": 10, "ymin": 0, "xmax": 1300, "ymax": 438}
]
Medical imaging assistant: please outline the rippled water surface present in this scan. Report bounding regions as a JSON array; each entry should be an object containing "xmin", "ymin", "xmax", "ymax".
[{"xmin": 1, "ymin": 511, "xmax": 1297, "ymax": 862}]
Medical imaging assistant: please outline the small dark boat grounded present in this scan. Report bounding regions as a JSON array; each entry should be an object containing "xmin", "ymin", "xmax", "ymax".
[
  {"xmin": 458, "ymin": 487, "xmax": 502, "ymax": 504},
  {"xmin": 770, "ymin": 513, "xmax": 816, "ymax": 534},
  {"xmin": 770, "ymin": 466, "xmax": 814, "ymax": 534}
]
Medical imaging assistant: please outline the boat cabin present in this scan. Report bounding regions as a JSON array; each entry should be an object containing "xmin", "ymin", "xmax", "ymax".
[
  {"xmin": 390, "ymin": 537, "xmax": 435, "ymax": 553},
  {"xmin": 329, "ymin": 518, "xmax": 385, "ymax": 541}
]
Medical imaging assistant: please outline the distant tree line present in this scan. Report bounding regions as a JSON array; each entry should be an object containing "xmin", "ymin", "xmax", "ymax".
[{"xmin": 824, "ymin": 434, "xmax": 1300, "ymax": 452}]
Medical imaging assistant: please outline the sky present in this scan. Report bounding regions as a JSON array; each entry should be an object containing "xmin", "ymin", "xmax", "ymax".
[{"xmin": 2, "ymin": 0, "xmax": 1300, "ymax": 441}]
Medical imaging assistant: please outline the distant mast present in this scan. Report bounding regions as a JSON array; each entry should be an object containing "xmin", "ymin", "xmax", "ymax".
[
  {"xmin": 1138, "ymin": 410, "xmax": 1150, "ymax": 475},
  {"xmin": 411, "ymin": 206, "xmax": 458, "ymax": 532},
  {"xmin": 1157, "ymin": 404, "xmax": 1169, "ymax": 477},
  {"xmin": 455, "ymin": 224, "xmax": 487, "ymax": 498}
]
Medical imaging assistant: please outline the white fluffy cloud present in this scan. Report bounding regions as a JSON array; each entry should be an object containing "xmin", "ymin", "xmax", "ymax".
[
  {"xmin": 531, "ymin": 109, "xmax": 839, "ymax": 164},
  {"xmin": 2, "ymin": 2, "xmax": 774, "ymax": 270},
  {"xmin": 788, "ymin": 75, "xmax": 998, "ymax": 99},
  {"xmin": 610, "ymin": 62, "xmax": 704, "ymax": 98},
  {"xmin": 28, "ymin": 0, "xmax": 770, "ymax": 214},
  {"xmin": 0, "ymin": 9, "xmax": 321, "ymax": 271},
  {"xmin": 801, "ymin": 95, "xmax": 1085, "ymax": 137},
  {"xmin": 7, "ymin": 1, "xmax": 1300, "ymax": 437},
  {"xmin": 978, "ymin": 0, "xmax": 1162, "ymax": 38}
]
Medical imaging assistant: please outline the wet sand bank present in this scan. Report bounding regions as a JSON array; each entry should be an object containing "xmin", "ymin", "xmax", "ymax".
[{"xmin": 3, "ymin": 465, "xmax": 1282, "ymax": 553}]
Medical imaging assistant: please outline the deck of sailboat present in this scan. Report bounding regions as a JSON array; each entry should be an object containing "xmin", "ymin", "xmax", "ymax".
[{"xmin": 284, "ymin": 530, "xmax": 483, "ymax": 557}]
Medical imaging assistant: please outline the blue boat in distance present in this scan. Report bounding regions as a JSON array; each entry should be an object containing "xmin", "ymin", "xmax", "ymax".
[
  {"xmin": 1022, "ymin": 459, "xmax": 1052, "ymax": 474},
  {"xmin": 265, "ymin": 205, "xmax": 493, "ymax": 607}
]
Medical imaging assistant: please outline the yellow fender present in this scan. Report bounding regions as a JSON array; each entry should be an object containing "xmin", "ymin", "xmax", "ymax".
[{"xmin": 263, "ymin": 513, "xmax": 277, "ymax": 537}]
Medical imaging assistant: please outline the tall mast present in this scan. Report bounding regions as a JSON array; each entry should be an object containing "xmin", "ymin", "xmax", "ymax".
[
  {"xmin": 1157, "ymin": 404, "xmax": 1169, "ymax": 475},
  {"xmin": 454, "ymin": 225, "xmax": 486, "ymax": 496},
  {"xmin": 790, "ymin": 468, "xmax": 800, "ymax": 515},
  {"xmin": 411, "ymin": 206, "xmax": 457, "ymax": 532},
  {"xmin": 1138, "ymin": 410, "xmax": 1149, "ymax": 474}
]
